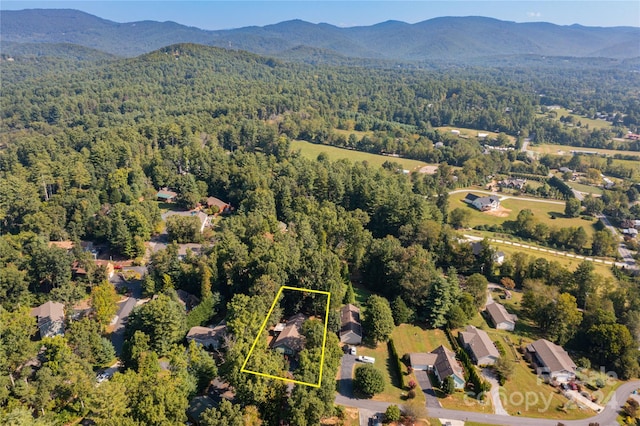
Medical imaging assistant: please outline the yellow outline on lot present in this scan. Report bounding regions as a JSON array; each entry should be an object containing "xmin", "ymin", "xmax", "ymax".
[{"xmin": 240, "ymin": 285, "xmax": 331, "ymax": 388}]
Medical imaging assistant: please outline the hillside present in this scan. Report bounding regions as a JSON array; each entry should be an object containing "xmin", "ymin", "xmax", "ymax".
[{"xmin": 2, "ymin": 9, "xmax": 639, "ymax": 60}]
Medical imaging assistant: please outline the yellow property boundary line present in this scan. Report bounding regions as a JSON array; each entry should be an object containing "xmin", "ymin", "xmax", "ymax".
[{"xmin": 240, "ymin": 285, "xmax": 331, "ymax": 388}]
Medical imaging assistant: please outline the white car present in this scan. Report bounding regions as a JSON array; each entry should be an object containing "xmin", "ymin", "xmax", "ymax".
[
  {"xmin": 357, "ymin": 355, "xmax": 375, "ymax": 364},
  {"xmin": 96, "ymin": 373, "xmax": 108, "ymax": 383}
]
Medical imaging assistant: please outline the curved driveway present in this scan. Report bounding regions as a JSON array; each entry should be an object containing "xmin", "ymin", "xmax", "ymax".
[{"xmin": 336, "ymin": 380, "xmax": 640, "ymax": 426}]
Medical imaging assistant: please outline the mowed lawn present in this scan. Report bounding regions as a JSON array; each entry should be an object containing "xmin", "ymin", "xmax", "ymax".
[
  {"xmin": 392, "ymin": 324, "xmax": 452, "ymax": 357},
  {"xmin": 355, "ymin": 342, "xmax": 425, "ymax": 405},
  {"xmin": 290, "ymin": 139, "xmax": 429, "ymax": 171},
  {"xmin": 449, "ymin": 191, "xmax": 597, "ymax": 242},
  {"xmin": 539, "ymin": 108, "xmax": 614, "ymax": 131},
  {"xmin": 391, "ymin": 325, "xmax": 492, "ymax": 413},
  {"xmin": 462, "ymin": 309, "xmax": 592, "ymax": 420},
  {"xmin": 434, "ymin": 126, "xmax": 516, "ymax": 144},
  {"xmin": 530, "ymin": 143, "xmax": 639, "ymax": 158}
]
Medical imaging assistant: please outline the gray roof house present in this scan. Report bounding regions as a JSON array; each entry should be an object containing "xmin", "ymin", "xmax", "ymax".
[
  {"xmin": 31, "ymin": 301, "xmax": 65, "ymax": 339},
  {"xmin": 432, "ymin": 345, "xmax": 465, "ymax": 389},
  {"xmin": 340, "ymin": 304, "xmax": 362, "ymax": 345},
  {"xmin": 271, "ymin": 313, "xmax": 306, "ymax": 356},
  {"xmin": 485, "ymin": 302, "xmax": 517, "ymax": 331},
  {"xmin": 525, "ymin": 339, "xmax": 576, "ymax": 383},
  {"xmin": 408, "ymin": 352, "xmax": 438, "ymax": 371},
  {"xmin": 459, "ymin": 325, "xmax": 500, "ymax": 366},
  {"xmin": 186, "ymin": 322, "xmax": 227, "ymax": 350}
]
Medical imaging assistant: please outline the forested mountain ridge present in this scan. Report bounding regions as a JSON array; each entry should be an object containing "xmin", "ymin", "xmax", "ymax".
[{"xmin": 2, "ymin": 9, "xmax": 639, "ymax": 60}]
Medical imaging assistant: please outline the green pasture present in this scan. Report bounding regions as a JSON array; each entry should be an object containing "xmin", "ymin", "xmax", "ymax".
[{"xmin": 291, "ymin": 139, "xmax": 429, "ymax": 171}]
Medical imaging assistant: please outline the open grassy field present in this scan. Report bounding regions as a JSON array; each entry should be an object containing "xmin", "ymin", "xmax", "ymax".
[
  {"xmin": 391, "ymin": 324, "xmax": 452, "ymax": 357},
  {"xmin": 291, "ymin": 139, "xmax": 429, "ymax": 171},
  {"xmin": 332, "ymin": 128, "xmax": 374, "ymax": 140},
  {"xmin": 530, "ymin": 143, "xmax": 640, "ymax": 158},
  {"xmin": 449, "ymin": 191, "xmax": 596, "ymax": 241},
  {"xmin": 564, "ymin": 180, "xmax": 604, "ymax": 196},
  {"xmin": 434, "ymin": 126, "xmax": 516, "ymax": 144},
  {"xmin": 485, "ymin": 240, "xmax": 614, "ymax": 279},
  {"xmin": 539, "ymin": 107, "xmax": 614, "ymax": 131}
]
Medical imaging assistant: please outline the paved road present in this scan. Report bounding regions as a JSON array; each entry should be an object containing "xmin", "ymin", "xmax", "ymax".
[
  {"xmin": 336, "ymin": 380, "xmax": 640, "ymax": 426},
  {"xmin": 109, "ymin": 266, "xmax": 146, "ymax": 355},
  {"xmin": 596, "ymin": 213, "xmax": 637, "ymax": 268},
  {"xmin": 110, "ymin": 296, "xmax": 137, "ymax": 355}
]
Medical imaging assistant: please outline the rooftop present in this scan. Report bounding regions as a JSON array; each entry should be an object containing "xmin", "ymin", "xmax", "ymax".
[
  {"xmin": 526, "ymin": 339, "xmax": 576, "ymax": 373},
  {"xmin": 485, "ymin": 302, "xmax": 516, "ymax": 325},
  {"xmin": 459, "ymin": 325, "xmax": 500, "ymax": 360}
]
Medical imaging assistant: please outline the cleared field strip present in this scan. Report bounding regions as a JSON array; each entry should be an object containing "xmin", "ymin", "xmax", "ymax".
[
  {"xmin": 530, "ymin": 143, "xmax": 640, "ymax": 158},
  {"xmin": 291, "ymin": 139, "xmax": 430, "ymax": 171}
]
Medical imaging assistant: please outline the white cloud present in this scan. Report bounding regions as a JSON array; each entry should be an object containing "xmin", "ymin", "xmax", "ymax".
[{"xmin": 527, "ymin": 12, "xmax": 542, "ymax": 18}]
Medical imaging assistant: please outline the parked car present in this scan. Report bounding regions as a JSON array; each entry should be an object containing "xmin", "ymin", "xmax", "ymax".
[
  {"xmin": 348, "ymin": 346, "xmax": 357, "ymax": 355},
  {"xmin": 96, "ymin": 373, "xmax": 108, "ymax": 383},
  {"xmin": 357, "ymin": 355, "xmax": 375, "ymax": 364}
]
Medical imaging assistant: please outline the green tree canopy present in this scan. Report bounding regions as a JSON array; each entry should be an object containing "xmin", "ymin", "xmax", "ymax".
[
  {"xmin": 363, "ymin": 295, "xmax": 394, "ymax": 344},
  {"xmin": 354, "ymin": 364, "xmax": 385, "ymax": 397}
]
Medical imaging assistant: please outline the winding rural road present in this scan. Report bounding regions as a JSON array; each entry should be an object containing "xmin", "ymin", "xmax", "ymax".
[{"xmin": 336, "ymin": 379, "xmax": 640, "ymax": 426}]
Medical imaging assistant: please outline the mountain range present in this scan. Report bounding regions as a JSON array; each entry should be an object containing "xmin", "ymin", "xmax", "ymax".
[{"xmin": 1, "ymin": 9, "xmax": 639, "ymax": 61}]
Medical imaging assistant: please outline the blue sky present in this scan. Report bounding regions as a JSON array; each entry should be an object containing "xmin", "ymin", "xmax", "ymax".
[{"xmin": 2, "ymin": 1, "xmax": 639, "ymax": 29}]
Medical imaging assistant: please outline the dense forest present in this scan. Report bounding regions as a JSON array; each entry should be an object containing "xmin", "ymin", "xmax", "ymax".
[{"xmin": 2, "ymin": 43, "xmax": 640, "ymax": 425}]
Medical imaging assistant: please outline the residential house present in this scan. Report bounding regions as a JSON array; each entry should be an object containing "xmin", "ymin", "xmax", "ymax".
[
  {"xmin": 186, "ymin": 322, "xmax": 227, "ymax": 350},
  {"xmin": 94, "ymin": 260, "xmax": 115, "ymax": 279},
  {"xmin": 477, "ymin": 133, "xmax": 489, "ymax": 139},
  {"xmin": 464, "ymin": 193, "xmax": 500, "ymax": 211},
  {"xmin": 458, "ymin": 325, "xmax": 500, "ymax": 366},
  {"xmin": 340, "ymin": 303, "xmax": 362, "ymax": 345},
  {"xmin": 432, "ymin": 345, "xmax": 465, "ymax": 389},
  {"xmin": 470, "ymin": 243, "xmax": 503, "ymax": 265},
  {"xmin": 408, "ymin": 352, "xmax": 438, "ymax": 371},
  {"xmin": 621, "ymin": 219, "xmax": 640, "ymax": 229},
  {"xmin": 187, "ymin": 395, "xmax": 216, "ymax": 426},
  {"xmin": 485, "ymin": 302, "xmax": 517, "ymax": 331},
  {"xmin": 498, "ymin": 178, "xmax": 527, "ymax": 190},
  {"xmin": 206, "ymin": 196, "xmax": 231, "ymax": 214},
  {"xmin": 525, "ymin": 339, "xmax": 576, "ymax": 383},
  {"xmin": 451, "ymin": 129, "xmax": 461, "ymax": 136},
  {"xmin": 271, "ymin": 313, "xmax": 306, "ymax": 356},
  {"xmin": 156, "ymin": 188, "xmax": 178, "ymax": 202},
  {"xmin": 623, "ymin": 228, "xmax": 638, "ymax": 238},
  {"xmin": 31, "ymin": 301, "xmax": 65, "ymax": 339},
  {"xmin": 493, "ymin": 251, "xmax": 505, "ymax": 265}
]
